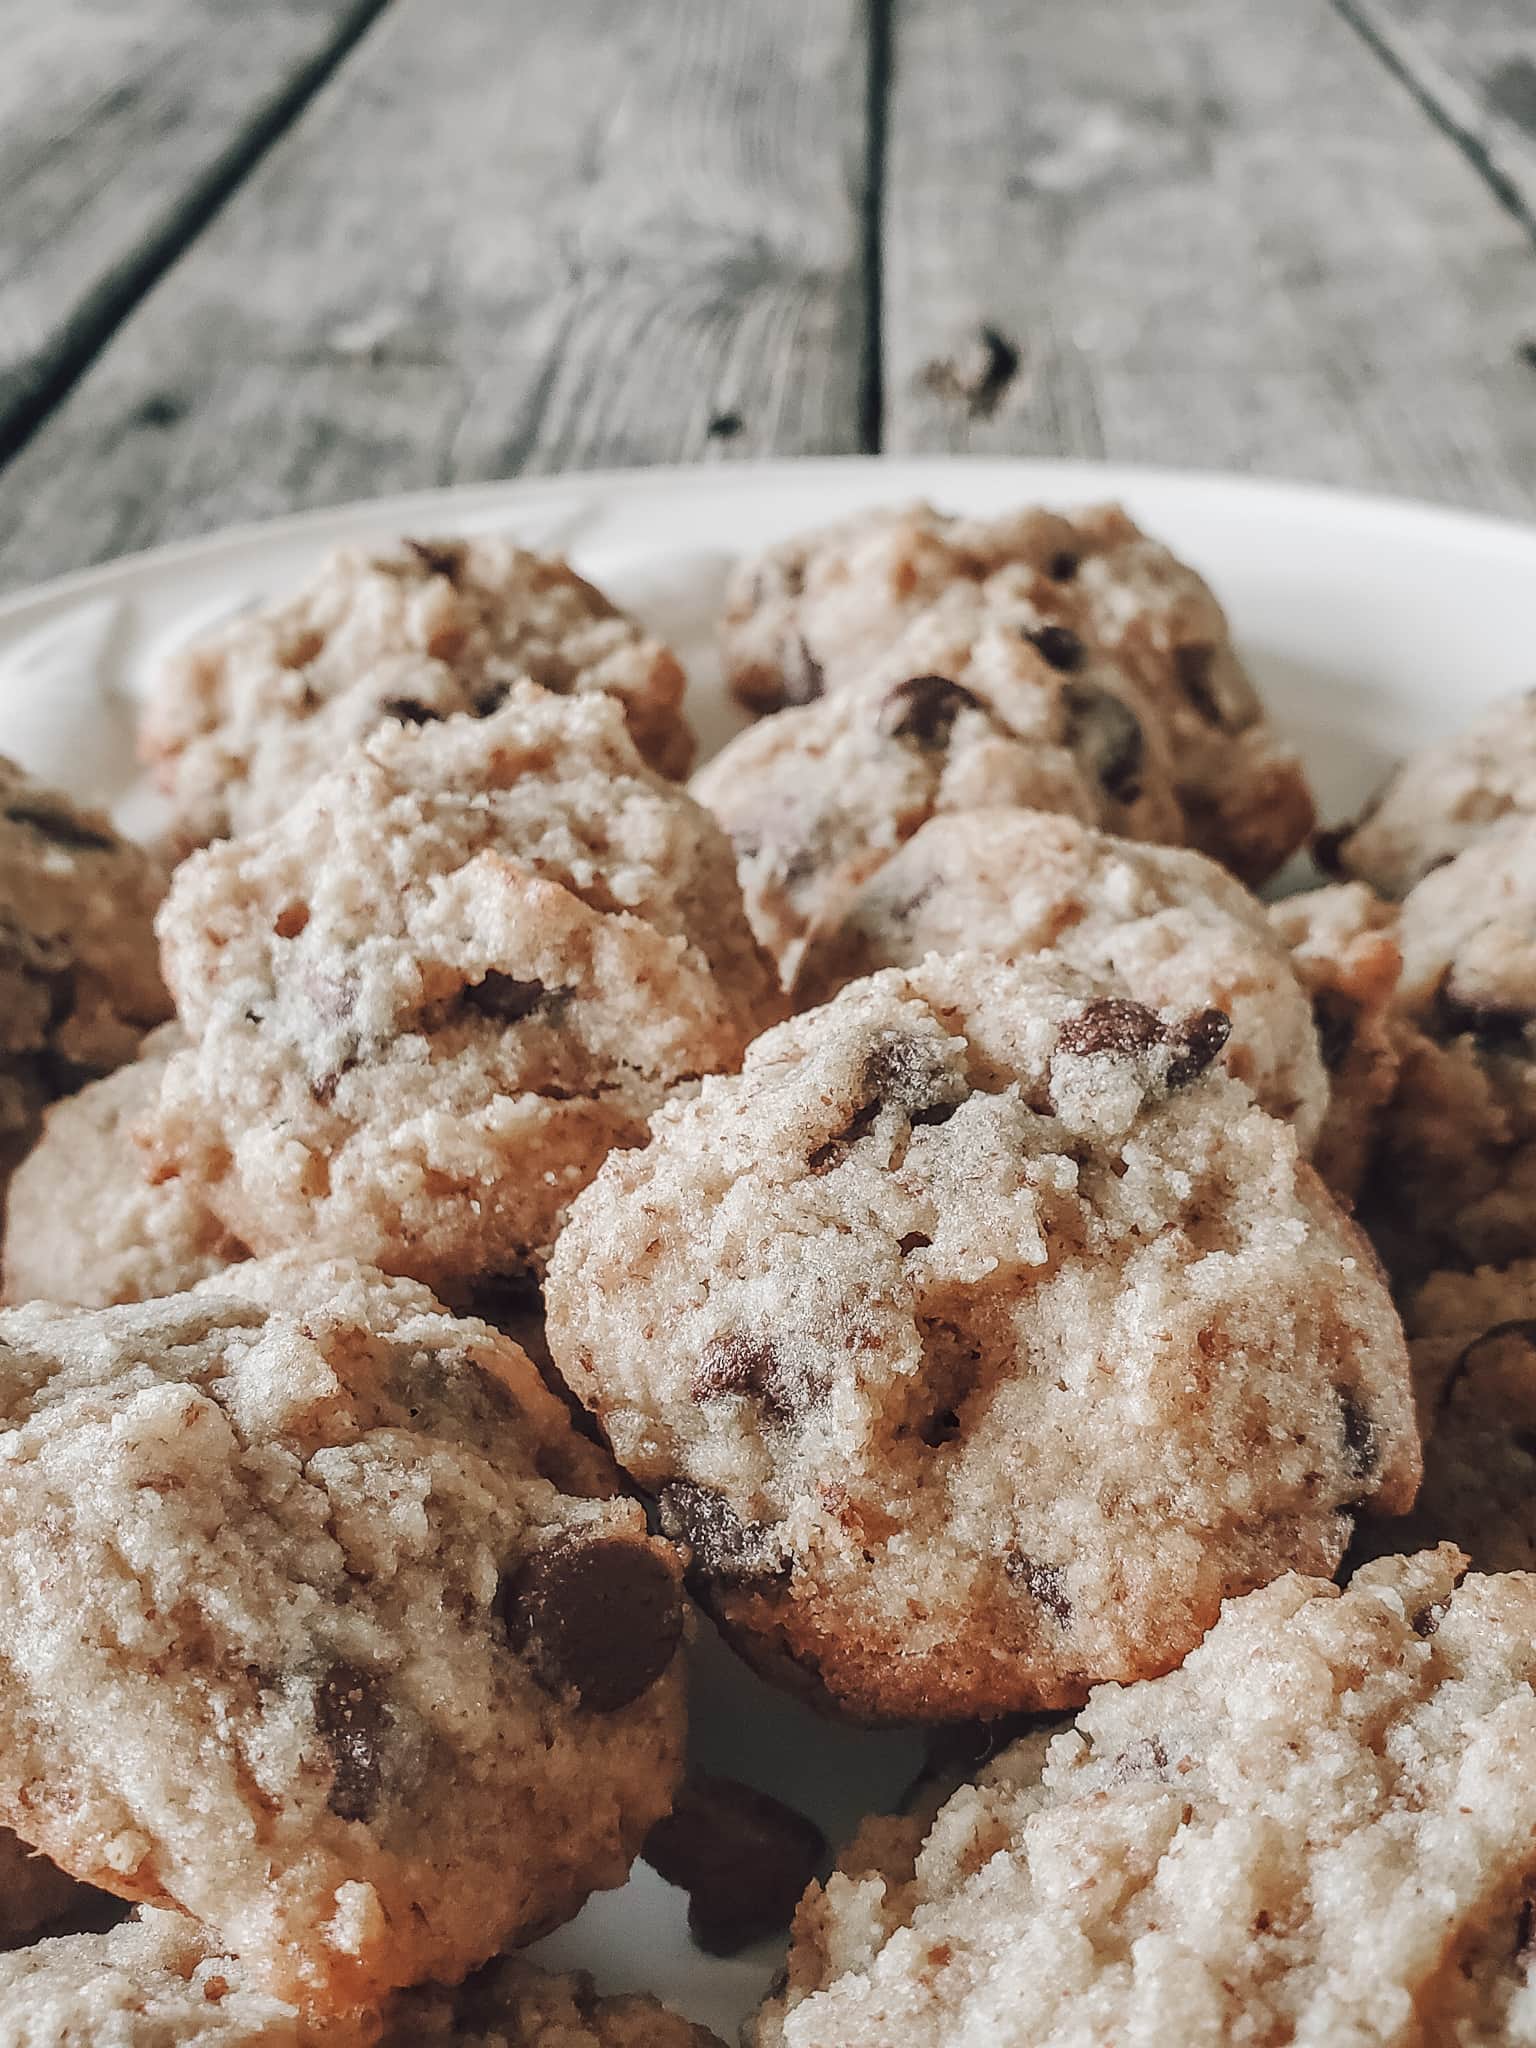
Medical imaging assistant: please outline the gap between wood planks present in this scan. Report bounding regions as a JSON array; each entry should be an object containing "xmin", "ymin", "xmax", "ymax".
[
  {"xmin": 859, "ymin": 0, "xmax": 893, "ymax": 452},
  {"xmin": 0, "ymin": 0, "xmax": 395, "ymax": 477}
]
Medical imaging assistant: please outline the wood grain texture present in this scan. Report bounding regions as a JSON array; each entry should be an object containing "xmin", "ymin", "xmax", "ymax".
[
  {"xmin": 1337, "ymin": 0, "xmax": 1536, "ymax": 230},
  {"xmin": 0, "ymin": 0, "xmax": 869, "ymax": 592},
  {"xmin": 882, "ymin": 0, "xmax": 1536, "ymax": 512},
  {"xmin": 0, "ymin": 0, "xmax": 388, "ymax": 447}
]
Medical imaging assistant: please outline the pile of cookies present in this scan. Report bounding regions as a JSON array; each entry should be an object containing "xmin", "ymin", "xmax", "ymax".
[{"xmin": 0, "ymin": 504, "xmax": 1531, "ymax": 2044}]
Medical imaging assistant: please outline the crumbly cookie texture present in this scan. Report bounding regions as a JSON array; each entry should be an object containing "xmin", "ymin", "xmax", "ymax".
[
  {"xmin": 0, "ymin": 1909, "xmax": 304, "ymax": 2046},
  {"xmin": 0, "ymin": 1916, "xmax": 724, "ymax": 2048},
  {"xmin": 1356, "ymin": 816, "xmax": 1536, "ymax": 1276},
  {"xmin": 152, "ymin": 690, "xmax": 777, "ymax": 1293},
  {"xmin": 755, "ymin": 1549, "xmax": 1536, "ymax": 2048},
  {"xmin": 141, "ymin": 537, "xmax": 694, "ymax": 847},
  {"xmin": 1269, "ymin": 882, "xmax": 1405, "ymax": 1203},
  {"xmin": 0, "ymin": 1257, "xmax": 685, "ymax": 2010},
  {"xmin": 720, "ymin": 500, "xmax": 1313, "ymax": 884},
  {"xmin": 0, "ymin": 757, "xmax": 170, "ymax": 1180},
  {"xmin": 795, "ymin": 807, "xmax": 1327, "ymax": 1147},
  {"xmin": 1325, "ymin": 687, "xmax": 1536, "ymax": 899},
  {"xmin": 694, "ymin": 629, "xmax": 1183, "ymax": 984},
  {"xmin": 3, "ymin": 1026, "xmax": 247, "ymax": 1308},
  {"xmin": 1356, "ymin": 1259, "xmax": 1536, "ymax": 1574},
  {"xmin": 546, "ymin": 953, "xmax": 1417, "ymax": 1724}
]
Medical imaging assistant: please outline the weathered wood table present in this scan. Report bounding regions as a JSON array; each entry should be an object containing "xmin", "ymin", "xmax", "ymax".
[{"xmin": 2, "ymin": 0, "xmax": 1534, "ymax": 592}]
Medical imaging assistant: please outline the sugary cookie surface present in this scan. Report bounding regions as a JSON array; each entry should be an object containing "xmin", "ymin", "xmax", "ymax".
[
  {"xmin": 0, "ymin": 1257, "xmax": 685, "ymax": 2009},
  {"xmin": 153, "ymin": 688, "xmax": 776, "ymax": 1291},
  {"xmin": 142, "ymin": 536, "xmax": 693, "ymax": 847},
  {"xmin": 547, "ymin": 952, "xmax": 1416, "ymax": 1723},
  {"xmin": 756, "ymin": 1550, "xmax": 1536, "ymax": 2047}
]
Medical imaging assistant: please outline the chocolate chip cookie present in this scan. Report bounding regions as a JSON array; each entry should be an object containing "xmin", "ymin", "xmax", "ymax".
[
  {"xmin": 755, "ymin": 1548, "xmax": 1536, "ymax": 2047},
  {"xmin": 0, "ymin": 758, "xmax": 169, "ymax": 1189},
  {"xmin": 546, "ymin": 953, "xmax": 1416, "ymax": 1724},
  {"xmin": 0, "ymin": 1257, "xmax": 685, "ymax": 2009},
  {"xmin": 693, "ymin": 641, "xmax": 1182, "ymax": 984},
  {"xmin": 3, "ymin": 1027, "xmax": 247, "ymax": 1307},
  {"xmin": 1323, "ymin": 687, "xmax": 1536, "ymax": 899},
  {"xmin": 386, "ymin": 1953, "xmax": 724, "ymax": 2046},
  {"xmin": 152, "ymin": 689, "xmax": 778, "ymax": 1293},
  {"xmin": 142, "ymin": 536, "xmax": 694, "ymax": 848},
  {"xmin": 794, "ymin": 808, "xmax": 1327, "ymax": 1145},
  {"xmin": 720, "ymin": 500, "xmax": 1313, "ymax": 884}
]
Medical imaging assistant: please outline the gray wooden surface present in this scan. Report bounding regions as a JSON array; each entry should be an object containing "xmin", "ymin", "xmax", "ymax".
[{"xmin": 1, "ymin": 0, "xmax": 1534, "ymax": 591}]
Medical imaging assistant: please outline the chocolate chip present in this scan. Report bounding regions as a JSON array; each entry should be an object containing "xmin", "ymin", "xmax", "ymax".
[
  {"xmin": 1337, "ymin": 1388, "xmax": 1380, "ymax": 1483},
  {"xmin": 460, "ymin": 972, "xmax": 553, "ymax": 1023},
  {"xmin": 644, "ymin": 1775, "xmax": 827, "ymax": 1956},
  {"xmin": 782, "ymin": 632, "xmax": 825, "ymax": 707},
  {"xmin": 1164, "ymin": 1008, "xmax": 1232, "ymax": 1086},
  {"xmin": 405, "ymin": 538, "xmax": 467, "ymax": 583},
  {"xmin": 314, "ymin": 1663, "xmax": 387, "ymax": 1823},
  {"xmin": 877, "ymin": 675, "xmax": 982, "ymax": 748},
  {"xmin": 1057, "ymin": 997, "xmax": 1164, "ymax": 1059},
  {"xmin": 5, "ymin": 802, "xmax": 115, "ymax": 853},
  {"xmin": 1061, "ymin": 681, "xmax": 1145, "ymax": 804},
  {"xmin": 1024, "ymin": 624, "xmax": 1084, "ymax": 673},
  {"xmin": 692, "ymin": 1335, "xmax": 828, "ymax": 1421},
  {"xmin": 379, "ymin": 697, "xmax": 442, "ymax": 726},
  {"xmin": 1004, "ymin": 1552, "xmax": 1073, "ymax": 1624},
  {"xmin": 898, "ymin": 1231, "xmax": 932, "ymax": 1256},
  {"xmin": 1173, "ymin": 643, "xmax": 1225, "ymax": 726},
  {"xmin": 1047, "ymin": 551, "xmax": 1079, "ymax": 582},
  {"xmin": 859, "ymin": 1032, "xmax": 966, "ymax": 1122},
  {"xmin": 1411, "ymin": 1599, "xmax": 1448, "ymax": 1639},
  {"xmin": 1312, "ymin": 989, "xmax": 1357, "ymax": 1073},
  {"xmin": 918, "ymin": 1406, "xmax": 962, "ymax": 1447},
  {"xmin": 657, "ymin": 1481, "xmax": 789, "ymax": 1585},
  {"xmin": 499, "ymin": 1536, "xmax": 683, "ymax": 1712}
]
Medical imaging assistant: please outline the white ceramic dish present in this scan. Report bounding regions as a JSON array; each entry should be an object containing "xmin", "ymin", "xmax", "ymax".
[{"xmin": 1, "ymin": 456, "xmax": 1534, "ymax": 2035}]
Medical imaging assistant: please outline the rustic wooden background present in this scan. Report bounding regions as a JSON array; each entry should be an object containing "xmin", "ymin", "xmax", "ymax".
[{"xmin": 2, "ymin": 0, "xmax": 1534, "ymax": 591}]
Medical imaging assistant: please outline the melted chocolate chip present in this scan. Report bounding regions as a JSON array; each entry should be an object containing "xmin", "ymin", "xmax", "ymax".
[
  {"xmin": 314, "ymin": 1663, "xmax": 388, "ymax": 1823},
  {"xmin": 782, "ymin": 632, "xmax": 825, "ymax": 707},
  {"xmin": 644, "ymin": 1775, "xmax": 827, "ymax": 1956},
  {"xmin": 877, "ymin": 675, "xmax": 982, "ymax": 748},
  {"xmin": 1312, "ymin": 989, "xmax": 1357, "ymax": 1073},
  {"xmin": 1164, "ymin": 1008, "xmax": 1232, "ymax": 1086},
  {"xmin": 499, "ymin": 1536, "xmax": 682, "ymax": 1712},
  {"xmin": 1024, "ymin": 624, "xmax": 1085, "ymax": 673},
  {"xmin": 405, "ymin": 538, "xmax": 467, "ymax": 583},
  {"xmin": 1337, "ymin": 1388, "xmax": 1380, "ymax": 1483},
  {"xmin": 1004, "ymin": 1553, "xmax": 1073, "ymax": 1624},
  {"xmin": 1056, "ymin": 997, "xmax": 1164, "ymax": 1059},
  {"xmin": 460, "ymin": 972, "xmax": 553, "ymax": 1023},
  {"xmin": 379, "ymin": 697, "xmax": 442, "ymax": 726},
  {"xmin": 1173, "ymin": 643, "xmax": 1225, "ymax": 726},
  {"xmin": 5, "ymin": 802, "xmax": 115, "ymax": 852},
  {"xmin": 1061, "ymin": 681, "xmax": 1145, "ymax": 804},
  {"xmin": 657, "ymin": 1481, "xmax": 789, "ymax": 1585},
  {"xmin": 693, "ymin": 1334, "xmax": 828, "ymax": 1421},
  {"xmin": 860, "ymin": 1032, "xmax": 966, "ymax": 1122},
  {"xmin": 1047, "ymin": 551, "xmax": 1079, "ymax": 582}
]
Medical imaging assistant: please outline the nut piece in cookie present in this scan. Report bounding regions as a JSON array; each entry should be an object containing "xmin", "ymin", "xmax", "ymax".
[
  {"xmin": 152, "ymin": 688, "xmax": 778, "ymax": 1292},
  {"xmin": 796, "ymin": 807, "xmax": 1327, "ymax": 1147},
  {"xmin": 547, "ymin": 952, "xmax": 1416, "ymax": 1724},
  {"xmin": 753, "ymin": 1549, "xmax": 1536, "ymax": 2048},
  {"xmin": 0, "ymin": 757, "xmax": 170, "ymax": 1191},
  {"xmin": 720, "ymin": 499, "xmax": 1312, "ymax": 884},
  {"xmin": 142, "ymin": 536, "xmax": 694, "ymax": 847},
  {"xmin": 0, "ymin": 1257, "xmax": 685, "ymax": 2010},
  {"xmin": 1322, "ymin": 686, "xmax": 1536, "ymax": 899},
  {"xmin": 3, "ymin": 1026, "xmax": 247, "ymax": 1308}
]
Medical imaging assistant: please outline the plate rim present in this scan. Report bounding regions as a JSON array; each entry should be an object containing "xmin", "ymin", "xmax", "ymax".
[{"xmin": 4, "ymin": 452, "xmax": 1536, "ymax": 627}]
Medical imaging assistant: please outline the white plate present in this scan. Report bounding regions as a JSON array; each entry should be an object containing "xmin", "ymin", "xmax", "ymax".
[{"xmin": 3, "ymin": 456, "xmax": 1535, "ymax": 2035}]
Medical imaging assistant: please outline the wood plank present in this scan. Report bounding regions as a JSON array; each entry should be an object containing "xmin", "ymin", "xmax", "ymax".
[
  {"xmin": 0, "ymin": 0, "xmax": 870, "ymax": 593},
  {"xmin": 882, "ymin": 0, "xmax": 1536, "ymax": 514},
  {"xmin": 0, "ymin": 0, "xmax": 390, "ymax": 450},
  {"xmin": 1336, "ymin": 0, "xmax": 1536, "ymax": 232}
]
